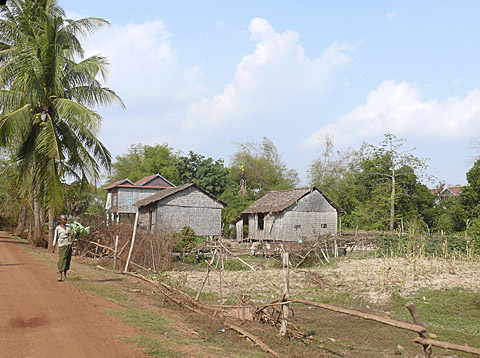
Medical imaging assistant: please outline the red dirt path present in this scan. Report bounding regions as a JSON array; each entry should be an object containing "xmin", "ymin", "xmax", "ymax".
[{"xmin": 0, "ymin": 234, "xmax": 145, "ymax": 358}]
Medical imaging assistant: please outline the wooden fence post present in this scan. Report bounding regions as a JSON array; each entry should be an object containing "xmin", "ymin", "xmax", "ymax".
[
  {"xmin": 113, "ymin": 234, "xmax": 119, "ymax": 270},
  {"xmin": 124, "ymin": 211, "xmax": 139, "ymax": 273},
  {"xmin": 280, "ymin": 252, "xmax": 290, "ymax": 336},
  {"xmin": 406, "ymin": 302, "xmax": 432, "ymax": 357}
]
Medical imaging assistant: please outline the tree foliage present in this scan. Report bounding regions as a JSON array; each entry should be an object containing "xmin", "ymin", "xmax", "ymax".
[
  {"xmin": 0, "ymin": 0, "xmax": 122, "ymax": 241},
  {"xmin": 110, "ymin": 143, "xmax": 177, "ymax": 184},
  {"xmin": 175, "ymin": 150, "xmax": 231, "ymax": 197},
  {"xmin": 309, "ymin": 134, "xmax": 434, "ymax": 231},
  {"xmin": 230, "ymin": 137, "xmax": 299, "ymax": 198}
]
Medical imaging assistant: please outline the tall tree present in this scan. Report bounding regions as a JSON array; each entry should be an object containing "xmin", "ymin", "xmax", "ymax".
[
  {"xmin": 109, "ymin": 143, "xmax": 177, "ymax": 184},
  {"xmin": 362, "ymin": 134, "xmax": 429, "ymax": 231},
  {"xmin": 176, "ymin": 150, "xmax": 232, "ymax": 197},
  {"xmin": 0, "ymin": 0, "xmax": 123, "ymax": 244},
  {"xmin": 230, "ymin": 137, "xmax": 299, "ymax": 198}
]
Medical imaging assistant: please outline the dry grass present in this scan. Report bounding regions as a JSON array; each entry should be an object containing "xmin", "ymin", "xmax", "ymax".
[{"xmin": 166, "ymin": 256, "xmax": 480, "ymax": 304}]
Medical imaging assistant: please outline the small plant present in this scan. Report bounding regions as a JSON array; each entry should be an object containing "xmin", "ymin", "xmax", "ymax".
[{"xmin": 173, "ymin": 226, "xmax": 207, "ymax": 259}]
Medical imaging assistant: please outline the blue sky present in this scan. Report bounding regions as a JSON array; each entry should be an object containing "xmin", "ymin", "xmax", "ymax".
[{"xmin": 62, "ymin": 1, "xmax": 480, "ymax": 186}]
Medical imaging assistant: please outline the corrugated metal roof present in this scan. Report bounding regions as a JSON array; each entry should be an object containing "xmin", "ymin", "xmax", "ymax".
[{"xmin": 134, "ymin": 183, "xmax": 227, "ymax": 208}]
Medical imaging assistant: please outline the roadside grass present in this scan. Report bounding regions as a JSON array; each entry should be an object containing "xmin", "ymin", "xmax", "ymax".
[{"xmin": 15, "ymin": 236, "xmax": 480, "ymax": 357}]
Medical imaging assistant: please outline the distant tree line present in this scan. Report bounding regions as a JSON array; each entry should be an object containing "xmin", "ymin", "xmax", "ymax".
[{"xmin": 4, "ymin": 133, "xmax": 480, "ymax": 239}]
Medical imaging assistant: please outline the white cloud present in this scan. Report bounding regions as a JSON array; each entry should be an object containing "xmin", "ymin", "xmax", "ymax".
[
  {"xmin": 451, "ymin": 77, "xmax": 463, "ymax": 85},
  {"xmin": 184, "ymin": 18, "xmax": 355, "ymax": 131},
  {"xmin": 303, "ymin": 80, "xmax": 480, "ymax": 147},
  {"xmin": 386, "ymin": 11, "xmax": 397, "ymax": 19},
  {"xmin": 83, "ymin": 20, "xmax": 205, "ymax": 107}
]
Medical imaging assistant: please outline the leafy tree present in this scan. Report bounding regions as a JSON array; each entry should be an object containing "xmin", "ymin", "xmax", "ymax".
[
  {"xmin": 61, "ymin": 181, "xmax": 93, "ymax": 217},
  {"xmin": 363, "ymin": 134, "xmax": 429, "ymax": 231},
  {"xmin": 110, "ymin": 143, "xmax": 177, "ymax": 184},
  {"xmin": 0, "ymin": 0, "xmax": 122, "ymax": 244},
  {"xmin": 176, "ymin": 150, "xmax": 232, "ymax": 197},
  {"xmin": 309, "ymin": 134, "xmax": 435, "ymax": 232},
  {"xmin": 230, "ymin": 137, "xmax": 299, "ymax": 198},
  {"xmin": 219, "ymin": 181, "xmax": 254, "ymax": 237}
]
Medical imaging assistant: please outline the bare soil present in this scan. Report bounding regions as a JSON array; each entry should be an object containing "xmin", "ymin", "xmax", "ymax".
[
  {"xmin": 3, "ymin": 231, "xmax": 478, "ymax": 358},
  {"xmin": 0, "ymin": 233, "xmax": 145, "ymax": 358}
]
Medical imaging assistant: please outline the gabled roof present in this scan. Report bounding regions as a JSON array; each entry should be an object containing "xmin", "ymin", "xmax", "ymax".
[
  {"xmin": 104, "ymin": 179, "xmax": 135, "ymax": 190},
  {"xmin": 430, "ymin": 185, "xmax": 463, "ymax": 197},
  {"xmin": 240, "ymin": 187, "xmax": 343, "ymax": 215},
  {"xmin": 134, "ymin": 183, "xmax": 227, "ymax": 208},
  {"xmin": 135, "ymin": 173, "xmax": 175, "ymax": 187},
  {"xmin": 104, "ymin": 174, "xmax": 175, "ymax": 191}
]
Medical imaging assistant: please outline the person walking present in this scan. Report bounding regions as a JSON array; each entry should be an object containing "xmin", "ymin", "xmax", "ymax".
[{"xmin": 52, "ymin": 214, "xmax": 73, "ymax": 282}]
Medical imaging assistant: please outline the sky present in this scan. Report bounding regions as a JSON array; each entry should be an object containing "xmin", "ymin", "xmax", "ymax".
[{"xmin": 61, "ymin": 1, "xmax": 480, "ymax": 186}]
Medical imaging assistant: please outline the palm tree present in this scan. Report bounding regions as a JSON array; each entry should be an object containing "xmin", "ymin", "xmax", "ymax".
[{"xmin": 0, "ymin": 0, "xmax": 124, "ymax": 244}]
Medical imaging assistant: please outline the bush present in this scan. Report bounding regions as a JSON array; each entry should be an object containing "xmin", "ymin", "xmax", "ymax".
[{"xmin": 173, "ymin": 226, "xmax": 207, "ymax": 256}]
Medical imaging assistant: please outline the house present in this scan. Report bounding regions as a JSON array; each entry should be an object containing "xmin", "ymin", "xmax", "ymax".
[
  {"xmin": 134, "ymin": 183, "xmax": 227, "ymax": 237},
  {"xmin": 233, "ymin": 187, "xmax": 343, "ymax": 242},
  {"xmin": 430, "ymin": 185, "xmax": 462, "ymax": 205},
  {"xmin": 104, "ymin": 174, "xmax": 175, "ymax": 223}
]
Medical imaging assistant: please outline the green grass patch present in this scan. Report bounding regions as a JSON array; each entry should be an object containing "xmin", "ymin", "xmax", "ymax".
[
  {"xmin": 68, "ymin": 276, "xmax": 130, "ymax": 304},
  {"xmin": 387, "ymin": 288, "xmax": 480, "ymax": 352},
  {"xmin": 108, "ymin": 307, "xmax": 172, "ymax": 334},
  {"xmin": 124, "ymin": 336, "xmax": 181, "ymax": 357}
]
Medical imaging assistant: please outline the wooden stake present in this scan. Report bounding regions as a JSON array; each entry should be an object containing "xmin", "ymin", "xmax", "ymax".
[
  {"xmin": 219, "ymin": 242, "xmax": 255, "ymax": 270},
  {"xmin": 195, "ymin": 249, "xmax": 217, "ymax": 301},
  {"xmin": 150, "ymin": 237, "xmax": 156, "ymax": 271},
  {"xmin": 124, "ymin": 210, "xmax": 139, "ymax": 273},
  {"xmin": 320, "ymin": 248, "xmax": 330, "ymax": 263},
  {"xmin": 280, "ymin": 252, "xmax": 290, "ymax": 336},
  {"xmin": 406, "ymin": 302, "xmax": 431, "ymax": 357},
  {"xmin": 113, "ymin": 234, "xmax": 119, "ymax": 270}
]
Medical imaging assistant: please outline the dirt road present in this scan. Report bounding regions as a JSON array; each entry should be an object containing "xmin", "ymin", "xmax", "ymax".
[{"xmin": 0, "ymin": 234, "xmax": 145, "ymax": 358}]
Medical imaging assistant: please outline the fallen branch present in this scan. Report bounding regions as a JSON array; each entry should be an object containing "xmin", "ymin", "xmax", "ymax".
[
  {"xmin": 81, "ymin": 240, "xmax": 115, "ymax": 252},
  {"xmin": 227, "ymin": 323, "xmax": 282, "ymax": 358},
  {"xmin": 290, "ymin": 298, "xmax": 426, "ymax": 334},
  {"xmin": 413, "ymin": 338, "xmax": 480, "ymax": 355}
]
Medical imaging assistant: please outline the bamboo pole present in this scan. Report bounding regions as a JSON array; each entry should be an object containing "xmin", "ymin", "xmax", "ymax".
[
  {"xmin": 320, "ymin": 248, "xmax": 330, "ymax": 263},
  {"xmin": 124, "ymin": 210, "xmax": 139, "ymax": 273},
  {"xmin": 195, "ymin": 249, "xmax": 217, "ymax": 301},
  {"xmin": 218, "ymin": 242, "xmax": 255, "ymax": 270},
  {"xmin": 113, "ymin": 234, "xmax": 119, "ymax": 270},
  {"xmin": 280, "ymin": 252, "xmax": 290, "ymax": 336}
]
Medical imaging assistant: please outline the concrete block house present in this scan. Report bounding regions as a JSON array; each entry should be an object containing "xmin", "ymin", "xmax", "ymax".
[
  {"xmin": 134, "ymin": 183, "xmax": 227, "ymax": 237},
  {"xmin": 104, "ymin": 174, "xmax": 175, "ymax": 224},
  {"xmin": 233, "ymin": 187, "xmax": 343, "ymax": 242}
]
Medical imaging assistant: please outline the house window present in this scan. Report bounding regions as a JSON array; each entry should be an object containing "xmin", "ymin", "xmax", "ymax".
[
  {"xmin": 258, "ymin": 213, "xmax": 264, "ymax": 230},
  {"xmin": 321, "ymin": 224, "xmax": 327, "ymax": 229},
  {"xmin": 126, "ymin": 195, "xmax": 133, "ymax": 206},
  {"xmin": 113, "ymin": 195, "xmax": 117, "ymax": 206}
]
